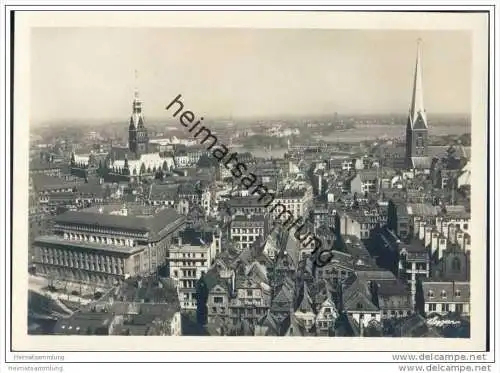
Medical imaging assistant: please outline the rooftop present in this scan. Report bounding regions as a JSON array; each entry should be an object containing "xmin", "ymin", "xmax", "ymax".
[{"xmin": 54, "ymin": 204, "xmax": 185, "ymax": 239}]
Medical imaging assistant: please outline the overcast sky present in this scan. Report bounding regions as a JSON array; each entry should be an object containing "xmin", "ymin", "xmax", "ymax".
[{"xmin": 30, "ymin": 28, "xmax": 471, "ymax": 123}]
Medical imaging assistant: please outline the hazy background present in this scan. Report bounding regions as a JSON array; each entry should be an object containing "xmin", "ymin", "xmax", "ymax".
[{"xmin": 30, "ymin": 28, "xmax": 471, "ymax": 124}]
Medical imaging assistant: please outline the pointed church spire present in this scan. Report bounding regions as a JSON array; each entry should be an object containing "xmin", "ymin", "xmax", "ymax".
[
  {"xmin": 134, "ymin": 69, "xmax": 139, "ymax": 100},
  {"xmin": 408, "ymin": 39, "xmax": 428, "ymax": 130}
]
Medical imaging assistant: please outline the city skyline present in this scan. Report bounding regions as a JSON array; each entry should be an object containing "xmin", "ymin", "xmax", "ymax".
[{"xmin": 30, "ymin": 28, "xmax": 472, "ymax": 124}]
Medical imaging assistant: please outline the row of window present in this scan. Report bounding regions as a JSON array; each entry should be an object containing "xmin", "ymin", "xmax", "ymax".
[
  {"xmin": 39, "ymin": 257, "xmax": 125, "ymax": 274},
  {"xmin": 427, "ymin": 303, "xmax": 465, "ymax": 313},
  {"xmin": 232, "ymin": 235, "xmax": 260, "ymax": 243},
  {"xmin": 170, "ymin": 261, "xmax": 208, "ymax": 269},
  {"xmin": 38, "ymin": 248, "xmax": 125, "ymax": 265},
  {"xmin": 231, "ymin": 228, "xmax": 263, "ymax": 234},
  {"xmin": 176, "ymin": 269, "xmax": 197, "ymax": 278},
  {"xmin": 56, "ymin": 224, "xmax": 147, "ymax": 239},
  {"xmin": 427, "ymin": 290, "xmax": 462, "ymax": 298},
  {"xmin": 62, "ymin": 233, "xmax": 137, "ymax": 247}
]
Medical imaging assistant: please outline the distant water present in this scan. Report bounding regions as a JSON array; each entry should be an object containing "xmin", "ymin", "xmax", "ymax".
[
  {"xmin": 317, "ymin": 123, "xmax": 469, "ymax": 143},
  {"xmin": 239, "ymin": 147, "xmax": 288, "ymax": 159}
]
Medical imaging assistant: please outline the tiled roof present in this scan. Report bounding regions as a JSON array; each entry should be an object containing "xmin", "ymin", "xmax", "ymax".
[
  {"xmin": 295, "ymin": 282, "xmax": 314, "ymax": 313},
  {"xmin": 411, "ymin": 157, "xmax": 432, "ymax": 170},
  {"xmin": 406, "ymin": 203, "xmax": 439, "ymax": 217},
  {"xmin": 53, "ymin": 311, "xmax": 114, "ymax": 335},
  {"xmin": 32, "ymin": 174, "xmax": 80, "ymax": 191},
  {"xmin": 422, "ymin": 281, "xmax": 470, "ymax": 303},
  {"xmin": 149, "ymin": 184, "xmax": 179, "ymax": 201},
  {"xmin": 54, "ymin": 205, "xmax": 185, "ymax": 239},
  {"xmin": 30, "ymin": 159, "xmax": 61, "ymax": 170}
]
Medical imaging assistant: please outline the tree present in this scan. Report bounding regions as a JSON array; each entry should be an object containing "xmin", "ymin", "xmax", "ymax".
[
  {"xmin": 162, "ymin": 160, "xmax": 169, "ymax": 171},
  {"xmin": 140, "ymin": 163, "xmax": 146, "ymax": 175}
]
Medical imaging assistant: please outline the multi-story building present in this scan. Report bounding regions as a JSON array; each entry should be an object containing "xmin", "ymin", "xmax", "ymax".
[
  {"xmin": 435, "ymin": 212, "xmax": 471, "ymax": 239},
  {"xmin": 146, "ymin": 184, "xmax": 178, "ymax": 208},
  {"xmin": 422, "ymin": 281, "xmax": 470, "ymax": 316},
  {"xmin": 33, "ymin": 204, "xmax": 185, "ymax": 290},
  {"xmin": 168, "ymin": 233, "xmax": 220, "ymax": 309},
  {"xmin": 30, "ymin": 159, "xmax": 63, "ymax": 177},
  {"xmin": 349, "ymin": 170, "xmax": 379, "ymax": 195},
  {"xmin": 229, "ymin": 278, "xmax": 270, "ymax": 325},
  {"xmin": 273, "ymin": 188, "xmax": 313, "ymax": 220},
  {"xmin": 398, "ymin": 240, "xmax": 430, "ymax": 306},
  {"xmin": 226, "ymin": 196, "xmax": 269, "ymax": 216},
  {"xmin": 340, "ymin": 208, "xmax": 385, "ymax": 240},
  {"xmin": 230, "ymin": 215, "xmax": 268, "ymax": 251}
]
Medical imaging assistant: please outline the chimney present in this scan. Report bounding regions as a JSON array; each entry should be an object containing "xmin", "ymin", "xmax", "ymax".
[
  {"xmin": 438, "ymin": 236, "xmax": 447, "ymax": 259},
  {"xmin": 448, "ymin": 225, "xmax": 457, "ymax": 244},
  {"xmin": 177, "ymin": 236, "xmax": 183, "ymax": 246},
  {"xmin": 418, "ymin": 221, "xmax": 426, "ymax": 241},
  {"xmin": 412, "ymin": 216, "xmax": 421, "ymax": 238},
  {"xmin": 424, "ymin": 226, "xmax": 433, "ymax": 248},
  {"xmin": 431, "ymin": 231, "xmax": 439, "ymax": 255},
  {"xmin": 464, "ymin": 233, "xmax": 471, "ymax": 252},
  {"xmin": 441, "ymin": 221, "xmax": 449, "ymax": 238},
  {"xmin": 456, "ymin": 230, "xmax": 465, "ymax": 250}
]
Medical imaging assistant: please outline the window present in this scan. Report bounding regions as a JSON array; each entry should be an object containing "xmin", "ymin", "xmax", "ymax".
[
  {"xmin": 246, "ymin": 290, "xmax": 253, "ymax": 297},
  {"xmin": 356, "ymin": 303, "xmax": 363, "ymax": 310},
  {"xmin": 443, "ymin": 303, "xmax": 450, "ymax": 312},
  {"xmin": 463, "ymin": 224, "xmax": 468, "ymax": 230},
  {"xmin": 213, "ymin": 296, "xmax": 223, "ymax": 304},
  {"xmin": 441, "ymin": 290, "xmax": 447, "ymax": 298},
  {"xmin": 454, "ymin": 290, "xmax": 461, "ymax": 297},
  {"xmin": 429, "ymin": 303, "xmax": 437, "ymax": 312}
]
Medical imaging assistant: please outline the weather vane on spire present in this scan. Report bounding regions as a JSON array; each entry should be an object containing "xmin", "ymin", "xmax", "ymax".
[{"xmin": 134, "ymin": 69, "xmax": 139, "ymax": 99}]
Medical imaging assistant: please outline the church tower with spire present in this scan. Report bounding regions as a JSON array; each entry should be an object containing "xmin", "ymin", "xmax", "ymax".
[
  {"xmin": 405, "ymin": 39, "xmax": 429, "ymax": 168},
  {"xmin": 128, "ymin": 71, "xmax": 149, "ymax": 155}
]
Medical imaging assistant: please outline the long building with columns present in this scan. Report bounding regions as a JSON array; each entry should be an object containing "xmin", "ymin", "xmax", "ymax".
[{"xmin": 33, "ymin": 204, "xmax": 185, "ymax": 289}]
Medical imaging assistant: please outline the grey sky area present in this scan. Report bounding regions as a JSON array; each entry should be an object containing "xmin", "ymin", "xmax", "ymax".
[{"xmin": 30, "ymin": 28, "xmax": 471, "ymax": 123}]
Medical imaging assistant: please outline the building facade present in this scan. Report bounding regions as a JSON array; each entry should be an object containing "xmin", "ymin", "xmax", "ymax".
[{"xmin": 33, "ymin": 204, "xmax": 185, "ymax": 290}]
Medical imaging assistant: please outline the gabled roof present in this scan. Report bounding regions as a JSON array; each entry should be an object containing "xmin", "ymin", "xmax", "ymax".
[
  {"xmin": 285, "ymin": 314, "xmax": 307, "ymax": 336},
  {"xmin": 295, "ymin": 282, "xmax": 314, "ymax": 313},
  {"xmin": 342, "ymin": 275, "xmax": 378, "ymax": 312}
]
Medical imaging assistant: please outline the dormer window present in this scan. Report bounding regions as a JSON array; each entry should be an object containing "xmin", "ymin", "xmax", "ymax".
[
  {"xmin": 455, "ymin": 290, "xmax": 461, "ymax": 297},
  {"xmin": 356, "ymin": 302, "xmax": 363, "ymax": 310},
  {"xmin": 427, "ymin": 290, "xmax": 434, "ymax": 298},
  {"xmin": 441, "ymin": 290, "xmax": 447, "ymax": 298}
]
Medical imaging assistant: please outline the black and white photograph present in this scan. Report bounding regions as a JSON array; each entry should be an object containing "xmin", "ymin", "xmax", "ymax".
[{"xmin": 2, "ymin": 5, "xmax": 497, "ymax": 372}]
